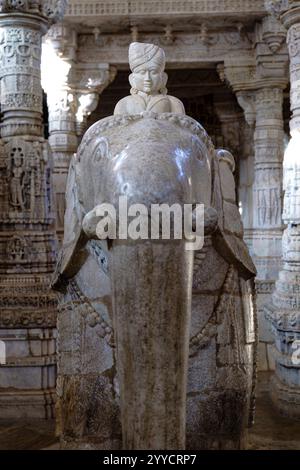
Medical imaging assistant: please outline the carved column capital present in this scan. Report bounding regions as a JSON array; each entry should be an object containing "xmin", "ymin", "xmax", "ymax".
[
  {"xmin": 219, "ymin": 15, "xmax": 289, "ymax": 97},
  {"xmin": 265, "ymin": 0, "xmax": 290, "ymax": 16},
  {"xmin": 236, "ymin": 91, "xmax": 257, "ymax": 127},
  {"xmin": 71, "ymin": 63, "xmax": 117, "ymax": 95},
  {"xmin": 218, "ymin": 58, "xmax": 258, "ymax": 127},
  {"xmin": 265, "ymin": 1, "xmax": 300, "ymax": 36},
  {"xmin": 42, "ymin": 25, "xmax": 78, "ymax": 143},
  {"xmin": 255, "ymin": 16, "xmax": 289, "ymax": 87},
  {"xmin": 218, "ymin": 55, "xmax": 257, "ymax": 93},
  {"xmin": 0, "ymin": 1, "xmax": 68, "ymax": 25},
  {"xmin": 265, "ymin": 1, "xmax": 300, "ymax": 19},
  {"xmin": 274, "ymin": 4, "xmax": 300, "ymax": 133},
  {"xmin": 46, "ymin": 21, "xmax": 77, "ymax": 60},
  {"xmin": 73, "ymin": 64, "xmax": 117, "ymax": 136}
]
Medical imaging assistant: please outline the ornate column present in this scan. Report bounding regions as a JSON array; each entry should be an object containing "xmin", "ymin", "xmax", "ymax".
[
  {"xmin": 42, "ymin": 26, "xmax": 116, "ymax": 240},
  {"xmin": 252, "ymin": 86, "xmax": 285, "ymax": 286},
  {"xmin": 0, "ymin": 0, "xmax": 67, "ymax": 419},
  {"xmin": 214, "ymin": 96, "xmax": 253, "ymax": 238},
  {"xmin": 214, "ymin": 96, "xmax": 244, "ymax": 159},
  {"xmin": 220, "ymin": 20, "xmax": 288, "ymax": 371},
  {"xmin": 74, "ymin": 64, "xmax": 117, "ymax": 139},
  {"xmin": 264, "ymin": 0, "xmax": 300, "ymax": 418},
  {"xmin": 239, "ymin": 121, "xmax": 255, "ymax": 245},
  {"xmin": 252, "ymin": 16, "xmax": 288, "ymax": 296},
  {"xmin": 42, "ymin": 23, "xmax": 78, "ymax": 242}
]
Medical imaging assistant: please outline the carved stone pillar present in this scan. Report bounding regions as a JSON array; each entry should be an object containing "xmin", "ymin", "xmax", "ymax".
[
  {"xmin": 221, "ymin": 20, "xmax": 288, "ymax": 371},
  {"xmin": 252, "ymin": 87, "xmax": 285, "ymax": 286},
  {"xmin": 214, "ymin": 96, "xmax": 252, "ymax": 238},
  {"xmin": 239, "ymin": 121, "xmax": 255, "ymax": 247},
  {"xmin": 214, "ymin": 96, "xmax": 244, "ymax": 158},
  {"xmin": 42, "ymin": 24, "xmax": 78, "ymax": 242},
  {"xmin": 252, "ymin": 16, "xmax": 288, "ymax": 300},
  {"xmin": 42, "ymin": 26, "xmax": 116, "ymax": 240},
  {"xmin": 0, "ymin": 1, "xmax": 67, "ymax": 419},
  {"xmin": 73, "ymin": 64, "xmax": 117, "ymax": 139},
  {"xmin": 264, "ymin": 0, "xmax": 300, "ymax": 418}
]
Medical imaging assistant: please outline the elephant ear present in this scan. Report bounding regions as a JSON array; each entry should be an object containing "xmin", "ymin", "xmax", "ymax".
[
  {"xmin": 51, "ymin": 155, "xmax": 88, "ymax": 293},
  {"xmin": 212, "ymin": 149, "xmax": 256, "ymax": 280}
]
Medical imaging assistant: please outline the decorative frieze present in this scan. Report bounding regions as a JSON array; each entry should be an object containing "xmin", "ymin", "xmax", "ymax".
[
  {"xmin": 66, "ymin": 0, "xmax": 266, "ymax": 17},
  {"xmin": 77, "ymin": 30, "xmax": 253, "ymax": 66},
  {"xmin": 255, "ymin": 279, "xmax": 275, "ymax": 294}
]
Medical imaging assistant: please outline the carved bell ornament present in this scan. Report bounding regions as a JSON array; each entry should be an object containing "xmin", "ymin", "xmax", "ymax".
[
  {"xmin": 162, "ymin": 25, "xmax": 174, "ymax": 45},
  {"xmin": 262, "ymin": 15, "xmax": 287, "ymax": 53}
]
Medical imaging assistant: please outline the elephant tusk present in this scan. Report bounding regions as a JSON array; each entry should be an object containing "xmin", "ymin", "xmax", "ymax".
[
  {"xmin": 203, "ymin": 206, "xmax": 218, "ymax": 236},
  {"xmin": 82, "ymin": 207, "xmax": 115, "ymax": 240},
  {"xmin": 191, "ymin": 205, "xmax": 218, "ymax": 236}
]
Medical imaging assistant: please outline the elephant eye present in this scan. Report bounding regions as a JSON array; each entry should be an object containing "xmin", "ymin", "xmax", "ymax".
[
  {"xmin": 191, "ymin": 136, "xmax": 205, "ymax": 163},
  {"xmin": 92, "ymin": 137, "xmax": 109, "ymax": 162}
]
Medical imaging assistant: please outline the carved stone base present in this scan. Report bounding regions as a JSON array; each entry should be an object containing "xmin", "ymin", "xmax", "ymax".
[
  {"xmin": 0, "ymin": 388, "xmax": 56, "ymax": 420},
  {"xmin": 0, "ymin": 275, "xmax": 57, "ymax": 419},
  {"xmin": 265, "ymin": 297, "xmax": 300, "ymax": 420},
  {"xmin": 270, "ymin": 375, "xmax": 300, "ymax": 420},
  {"xmin": 255, "ymin": 280, "xmax": 276, "ymax": 371}
]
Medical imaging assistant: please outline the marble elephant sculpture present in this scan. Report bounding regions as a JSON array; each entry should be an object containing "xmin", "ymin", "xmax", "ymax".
[{"xmin": 52, "ymin": 112, "xmax": 257, "ymax": 450}]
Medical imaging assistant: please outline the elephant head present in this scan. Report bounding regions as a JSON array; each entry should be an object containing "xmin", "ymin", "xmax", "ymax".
[
  {"xmin": 53, "ymin": 112, "xmax": 223, "ymax": 449},
  {"xmin": 53, "ymin": 111, "xmax": 257, "ymax": 450}
]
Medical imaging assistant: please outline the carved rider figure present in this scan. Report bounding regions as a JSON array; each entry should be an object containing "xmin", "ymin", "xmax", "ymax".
[{"xmin": 114, "ymin": 42, "xmax": 185, "ymax": 115}]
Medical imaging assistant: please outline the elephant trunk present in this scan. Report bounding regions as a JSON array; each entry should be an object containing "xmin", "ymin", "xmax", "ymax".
[{"xmin": 111, "ymin": 240, "xmax": 193, "ymax": 450}]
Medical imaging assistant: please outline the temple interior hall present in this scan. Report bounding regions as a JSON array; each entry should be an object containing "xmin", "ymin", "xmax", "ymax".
[{"xmin": 0, "ymin": 0, "xmax": 300, "ymax": 451}]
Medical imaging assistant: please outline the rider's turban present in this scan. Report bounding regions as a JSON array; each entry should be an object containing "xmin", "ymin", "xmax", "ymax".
[{"xmin": 129, "ymin": 42, "xmax": 166, "ymax": 71}]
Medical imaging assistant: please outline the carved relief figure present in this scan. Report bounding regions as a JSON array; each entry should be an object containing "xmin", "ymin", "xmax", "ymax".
[
  {"xmin": 9, "ymin": 147, "xmax": 25, "ymax": 210},
  {"xmin": 114, "ymin": 42, "xmax": 185, "ymax": 115},
  {"xmin": 6, "ymin": 235, "xmax": 27, "ymax": 261},
  {"xmin": 4, "ymin": 139, "xmax": 51, "ymax": 219},
  {"xmin": 0, "ymin": 140, "xmax": 7, "ymax": 199}
]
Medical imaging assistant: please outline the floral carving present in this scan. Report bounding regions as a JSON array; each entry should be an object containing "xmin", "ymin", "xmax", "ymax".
[{"xmin": 264, "ymin": 0, "xmax": 290, "ymax": 17}]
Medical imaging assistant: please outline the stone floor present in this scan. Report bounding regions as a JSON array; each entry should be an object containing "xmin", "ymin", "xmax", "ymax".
[
  {"xmin": 0, "ymin": 373, "xmax": 299, "ymax": 450},
  {"xmin": 248, "ymin": 372, "xmax": 300, "ymax": 450},
  {"xmin": 0, "ymin": 418, "xmax": 57, "ymax": 450}
]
